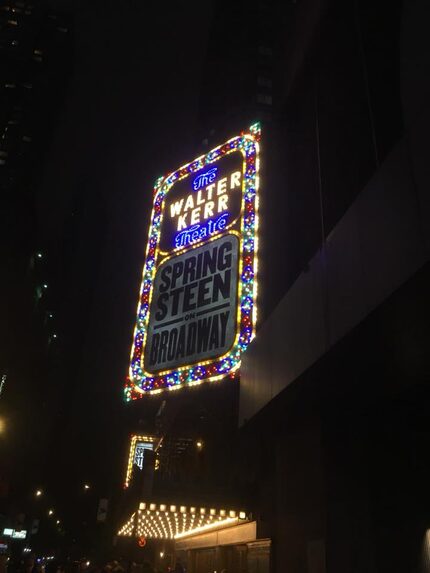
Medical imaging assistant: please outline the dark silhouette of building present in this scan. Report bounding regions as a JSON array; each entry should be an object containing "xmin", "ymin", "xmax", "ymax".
[
  {"xmin": 0, "ymin": 0, "xmax": 73, "ymax": 555},
  {"xmin": 119, "ymin": 0, "xmax": 430, "ymax": 572}
]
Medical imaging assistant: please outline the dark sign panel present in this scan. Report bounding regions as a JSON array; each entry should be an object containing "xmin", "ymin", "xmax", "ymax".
[{"xmin": 126, "ymin": 123, "xmax": 261, "ymax": 398}]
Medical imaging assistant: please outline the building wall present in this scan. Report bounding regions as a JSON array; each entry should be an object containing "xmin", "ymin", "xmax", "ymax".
[
  {"xmin": 236, "ymin": 260, "xmax": 430, "ymax": 572},
  {"xmin": 240, "ymin": 134, "xmax": 429, "ymax": 424},
  {"xmin": 234, "ymin": 1, "xmax": 430, "ymax": 572},
  {"xmin": 240, "ymin": 0, "xmax": 430, "ymax": 425},
  {"xmin": 175, "ymin": 521, "xmax": 271, "ymax": 573},
  {"xmin": 0, "ymin": 0, "xmax": 73, "ymax": 496},
  {"xmin": 257, "ymin": 0, "xmax": 407, "ymax": 321}
]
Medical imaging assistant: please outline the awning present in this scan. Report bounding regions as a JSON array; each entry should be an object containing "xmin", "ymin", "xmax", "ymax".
[{"xmin": 118, "ymin": 502, "xmax": 248, "ymax": 540}]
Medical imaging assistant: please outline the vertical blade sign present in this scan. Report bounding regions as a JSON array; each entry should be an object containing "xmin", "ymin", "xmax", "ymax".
[{"xmin": 125, "ymin": 123, "xmax": 261, "ymax": 399}]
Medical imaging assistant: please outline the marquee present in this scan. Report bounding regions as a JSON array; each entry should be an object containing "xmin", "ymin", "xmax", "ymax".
[{"xmin": 125, "ymin": 122, "xmax": 260, "ymax": 399}]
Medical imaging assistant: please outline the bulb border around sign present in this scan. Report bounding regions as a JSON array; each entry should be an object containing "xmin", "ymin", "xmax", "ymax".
[{"xmin": 125, "ymin": 122, "xmax": 261, "ymax": 399}]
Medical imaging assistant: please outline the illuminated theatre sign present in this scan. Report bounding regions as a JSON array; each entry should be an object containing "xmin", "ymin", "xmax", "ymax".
[
  {"xmin": 125, "ymin": 122, "xmax": 260, "ymax": 399},
  {"xmin": 125, "ymin": 434, "xmax": 156, "ymax": 487}
]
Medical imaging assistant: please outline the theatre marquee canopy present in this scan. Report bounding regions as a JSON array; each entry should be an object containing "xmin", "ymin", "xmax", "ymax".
[
  {"xmin": 125, "ymin": 123, "xmax": 261, "ymax": 399},
  {"xmin": 118, "ymin": 502, "xmax": 248, "ymax": 540}
]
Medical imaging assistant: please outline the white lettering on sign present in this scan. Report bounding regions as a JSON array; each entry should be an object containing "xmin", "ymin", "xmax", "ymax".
[
  {"xmin": 134, "ymin": 442, "xmax": 153, "ymax": 469},
  {"xmin": 168, "ymin": 170, "xmax": 242, "ymax": 232},
  {"xmin": 11, "ymin": 530, "xmax": 27, "ymax": 539},
  {"xmin": 193, "ymin": 167, "xmax": 218, "ymax": 190}
]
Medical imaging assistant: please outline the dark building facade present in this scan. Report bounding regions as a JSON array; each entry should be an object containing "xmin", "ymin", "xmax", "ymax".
[
  {"xmin": 232, "ymin": 0, "xmax": 430, "ymax": 572},
  {"xmin": 0, "ymin": 0, "xmax": 73, "ymax": 556},
  {"xmin": 121, "ymin": 0, "xmax": 430, "ymax": 572}
]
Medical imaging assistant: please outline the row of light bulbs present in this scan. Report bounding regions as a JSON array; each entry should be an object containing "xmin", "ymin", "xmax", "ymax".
[{"xmin": 118, "ymin": 503, "xmax": 247, "ymax": 541}]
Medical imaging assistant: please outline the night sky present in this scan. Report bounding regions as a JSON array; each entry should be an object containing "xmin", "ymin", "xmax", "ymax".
[
  {"xmin": 45, "ymin": 0, "xmax": 214, "ymax": 484},
  {"xmin": 3, "ymin": 0, "xmax": 220, "ymax": 543}
]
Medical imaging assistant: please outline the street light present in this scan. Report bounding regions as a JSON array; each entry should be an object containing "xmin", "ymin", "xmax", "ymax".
[
  {"xmin": 83, "ymin": 484, "xmax": 90, "ymax": 491},
  {"xmin": 196, "ymin": 440, "xmax": 203, "ymax": 450},
  {"xmin": 35, "ymin": 489, "xmax": 43, "ymax": 497},
  {"xmin": 0, "ymin": 417, "xmax": 5, "ymax": 434},
  {"xmin": 48, "ymin": 509, "xmax": 54, "ymax": 516}
]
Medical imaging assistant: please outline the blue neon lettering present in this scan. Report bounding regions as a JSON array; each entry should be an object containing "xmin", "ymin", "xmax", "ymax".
[
  {"xmin": 192, "ymin": 167, "xmax": 218, "ymax": 191},
  {"xmin": 174, "ymin": 213, "xmax": 229, "ymax": 248}
]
